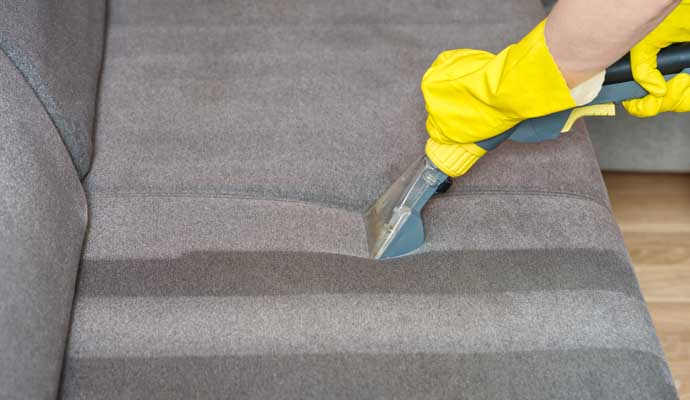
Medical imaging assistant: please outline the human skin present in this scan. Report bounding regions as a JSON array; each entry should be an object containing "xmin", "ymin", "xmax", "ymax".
[{"xmin": 545, "ymin": 0, "xmax": 681, "ymax": 88}]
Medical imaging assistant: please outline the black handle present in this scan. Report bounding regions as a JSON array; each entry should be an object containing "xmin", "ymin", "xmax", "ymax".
[{"xmin": 604, "ymin": 43, "xmax": 690, "ymax": 85}]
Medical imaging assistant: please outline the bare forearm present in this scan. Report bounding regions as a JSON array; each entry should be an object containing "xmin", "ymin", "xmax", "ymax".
[{"xmin": 545, "ymin": 0, "xmax": 680, "ymax": 87}]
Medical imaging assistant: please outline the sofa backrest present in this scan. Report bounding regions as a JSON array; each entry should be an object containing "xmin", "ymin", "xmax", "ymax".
[
  {"xmin": 0, "ymin": 0, "xmax": 106, "ymax": 177},
  {"xmin": 0, "ymin": 25, "xmax": 91, "ymax": 400}
]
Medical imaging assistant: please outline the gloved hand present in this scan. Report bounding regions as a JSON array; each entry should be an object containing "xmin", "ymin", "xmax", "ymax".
[
  {"xmin": 623, "ymin": 1, "xmax": 690, "ymax": 117},
  {"xmin": 421, "ymin": 20, "xmax": 576, "ymax": 177},
  {"xmin": 624, "ymin": 73, "xmax": 690, "ymax": 117}
]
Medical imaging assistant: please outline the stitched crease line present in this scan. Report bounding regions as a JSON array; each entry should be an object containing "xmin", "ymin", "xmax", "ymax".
[
  {"xmin": 85, "ymin": 189, "xmax": 611, "ymax": 213},
  {"xmin": 107, "ymin": 20, "xmax": 531, "ymax": 28},
  {"xmin": 439, "ymin": 188, "xmax": 608, "ymax": 209}
]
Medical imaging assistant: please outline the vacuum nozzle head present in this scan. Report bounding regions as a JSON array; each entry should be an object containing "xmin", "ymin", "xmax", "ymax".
[{"xmin": 363, "ymin": 156, "xmax": 449, "ymax": 259}]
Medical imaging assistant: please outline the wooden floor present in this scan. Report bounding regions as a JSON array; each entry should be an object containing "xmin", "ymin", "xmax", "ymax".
[{"xmin": 603, "ymin": 173, "xmax": 690, "ymax": 399}]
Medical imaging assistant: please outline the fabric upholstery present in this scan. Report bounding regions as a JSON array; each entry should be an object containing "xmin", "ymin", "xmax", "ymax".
[
  {"xmin": 65, "ymin": 190, "xmax": 678, "ymax": 399},
  {"xmin": 83, "ymin": 0, "xmax": 610, "ymax": 209},
  {"xmin": 0, "ymin": 52, "xmax": 87, "ymax": 400},
  {"xmin": 62, "ymin": 0, "xmax": 677, "ymax": 398},
  {"xmin": 0, "ymin": 0, "xmax": 106, "ymax": 177}
]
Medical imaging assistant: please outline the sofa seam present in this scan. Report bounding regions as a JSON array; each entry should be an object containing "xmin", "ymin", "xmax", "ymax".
[
  {"xmin": 438, "ymin": 189, "xmax": 610, "ymax": 210},
  {"xmin": 84, "ymin": 189, "xmax": 611, "ymax": 212}
]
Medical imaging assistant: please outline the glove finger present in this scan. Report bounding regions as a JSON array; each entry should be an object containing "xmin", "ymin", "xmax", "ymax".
[
  {"xmin": 665, "ymin": 73, "xmax": 690, "ymax": 113},
  {"xmin": 622, "ymin": 95, "xmax": 662, "ymax": 118},
  {"xmin": 623, "ymin": 73, "xmax": 690, "ymax": 117},
  {"xmin": 630, "ymin": 43, "xmax": 668, "ymax": 97}
]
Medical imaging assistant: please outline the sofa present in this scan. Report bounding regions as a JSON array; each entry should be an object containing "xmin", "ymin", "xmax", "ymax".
[{"xmin": 0, "ymin": 0, "xmax": 679, "ymax": 398}]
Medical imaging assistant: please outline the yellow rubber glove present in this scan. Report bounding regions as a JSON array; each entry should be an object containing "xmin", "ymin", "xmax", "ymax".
[
  {"xmin": 623, "ymin": 1, "xmax": 690, "ymax": 117},
  {"xmin": 624, "ymin": 73, "xmax": 690, "ymax": 117},
  {"xmin": 421, "ymin": 20, "xmax": 576, "ymax": 177}
]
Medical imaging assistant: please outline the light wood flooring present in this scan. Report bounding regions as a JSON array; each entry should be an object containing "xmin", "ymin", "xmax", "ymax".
[{"xmin": 603, "ymin": 173, "xmax": 690, "ymax": 399}]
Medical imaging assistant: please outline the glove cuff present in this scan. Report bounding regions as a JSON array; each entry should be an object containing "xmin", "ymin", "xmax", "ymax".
[
  {"xmin": 570, "ymin": 70, "xmax": 606, "ymax": 106},
  {"xmin": 425, "ymin": 139, "xmax": 487, "ymax": 177}
]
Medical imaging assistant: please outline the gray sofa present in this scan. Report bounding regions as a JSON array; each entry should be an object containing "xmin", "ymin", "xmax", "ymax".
[{"xmin": 0, "ymin": 0, "xmax": 679, "ymax": 399}]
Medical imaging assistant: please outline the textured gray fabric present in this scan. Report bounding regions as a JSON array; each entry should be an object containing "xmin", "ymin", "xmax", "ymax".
[
  {"xmin": 63, "ymin": 350, "xmax": 676, "ymax": 400},
  {"xmin": 66, "ymin": 194, "xmax": 676, "ymax": 397},
  {"xmin": 68, "ymin": 291, "xmax": 660, "ymax": 358},
  {"xmin": 0, "ymin": 52, "xmax": 87, "ymax": 400},
  {"xmin": 76, "ymin": 249, "xmax": 642, "ymax": 298},
  {"xmin": 587, "ymin": 112, "xmax": 690, "ymax": 172},
  {"xmin": 80, "ymin": 192, "xmax": 622, "ymax": 260},
  {"xmin": 0, "ymin": 0, "xmax": 106, "ymax": 177},
  {"xmin": 84, "ymin": 0, "xmax": 607, "ymax": 208},
  {"xmin": 62, "ymin": 0, "xmax": 676, "ymax": 398}
]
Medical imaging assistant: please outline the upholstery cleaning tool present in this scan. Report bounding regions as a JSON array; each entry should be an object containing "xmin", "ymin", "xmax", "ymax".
[{"xmin": 365, "ymin": 43, "xmax": 690, "ymax": 260}]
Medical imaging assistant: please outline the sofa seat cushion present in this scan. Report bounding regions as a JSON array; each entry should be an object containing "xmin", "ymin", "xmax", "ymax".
[
  {"xmin": 82, "ymin": 0, "xmax": 607, "ymax": 209},
  {"xmin": 64, "ymin": 185, "xmax": 677, "ymax": 399},
  {"xmin": 63, "ymin": 0, "xmax": 677, "ymax": 398},
  {"xmin": 64, "ymin": 189, "xmax": 677, "ymax": 399}
]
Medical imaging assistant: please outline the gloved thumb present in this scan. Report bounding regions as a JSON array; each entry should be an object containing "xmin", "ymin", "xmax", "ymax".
[
  {"xmin": 630, "ymin": 42, "xmax": 669, "ymax": 97},
  {"xmin": 623, "ymin": 73, "xmax": 690, "ymax": 117}
]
